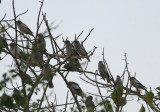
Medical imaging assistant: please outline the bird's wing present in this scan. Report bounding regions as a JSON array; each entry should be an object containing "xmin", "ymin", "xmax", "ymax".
[
  {"xmin": 21, "ymin": 23, "xmax": 32, "ymax": 33},
  {"xmin": 70, "ymin": 44, "xmax": 75, "ymax": 50},
  {"xmin": 71, "ymin": 83, "xmax": 80, "ymax": 90},
  {"xmin": 134, "ymin": 79, "xmax": 141, "ymax": 84},
  {"xmin": 134, "ymin": 79, "xmax": 145, "ymax": 87},
  {"xmin": 17, "ymin": 47, "xmax": 23, "ymax": 54}
]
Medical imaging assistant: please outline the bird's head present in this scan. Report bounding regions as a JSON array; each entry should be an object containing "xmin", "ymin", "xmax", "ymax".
[
  {"xmin": 37, "ymin": 33, "xmax": 44, "ymax": 39},
  {"xmin": 16, "ymin": 20, "xmax": 22, "ymax": 24},
  {"xmin": 9, "ymin": 42, "xmax": 15, "ymax": 47},
  {"xmin": 98, "ymin": 61, "xmax": 103, "ymax": 66}
]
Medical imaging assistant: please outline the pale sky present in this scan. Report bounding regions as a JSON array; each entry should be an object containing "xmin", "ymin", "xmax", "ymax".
[{"xmin": 1, "ymin": 0, "xmax": 160, "ymax": 111}]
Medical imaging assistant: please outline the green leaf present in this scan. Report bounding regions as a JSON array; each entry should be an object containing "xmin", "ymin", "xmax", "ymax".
[
  {"xmin": 1, "ymin": 26, "xmax": 5, "ymax": 32},
  {"xmin": 1, "ymin": 93, "xmax": 14, "ymax": 108},
  {"xmin": 146, "ymin": 92, "xmax": 154, "ymax": 109},
  {"xmin": 105, "ymin": 100, "xmax": 113, "ymax": 112},
  {"xmin": 12, "ymin": 74, "xmax": 18, "ymax": 78},
  {"xmin": 139, "ymin": 105, "xmax": 145, "ymax": 112},
  {"xmin": 2, "ymin": 73, "xmax": 7, "ymax": 78},
  {"xmin": 156, "ymin": 87, "xmax": 160, "ymax": 90},
  {"xmin": 111, "ymin": 87, "xmax": 124, "ymax": 106}
]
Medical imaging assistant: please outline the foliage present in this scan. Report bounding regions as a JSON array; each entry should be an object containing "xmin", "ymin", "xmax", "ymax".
[{"xmin": 0, "ymin": 0, "xmax": 160, "ymax": 112}]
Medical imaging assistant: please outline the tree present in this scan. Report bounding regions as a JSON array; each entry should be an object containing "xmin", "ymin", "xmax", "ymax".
[{"xmin": 0, "ymin": 0, "xmax": 160, "ymax": 112}]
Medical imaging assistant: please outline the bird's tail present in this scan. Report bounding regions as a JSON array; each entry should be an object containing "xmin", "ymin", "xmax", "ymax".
[
  {"xmin": 48, "ymin": 79, "xmax": 54, "ymax": 88},
  {"xmin": 87, "ymin": 57, "xmax": 90, "ymax": 62}
]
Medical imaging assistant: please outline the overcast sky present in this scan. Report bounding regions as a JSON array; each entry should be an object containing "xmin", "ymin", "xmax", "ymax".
[{"xmin": 1, "ymin": 0, "xmax": 160, "ymax": 111}]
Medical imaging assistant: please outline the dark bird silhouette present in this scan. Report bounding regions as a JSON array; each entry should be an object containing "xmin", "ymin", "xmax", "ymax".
[
  {"xmin": 32, "ymin": 33, "xmax": 46, "ymax": 53},
  {"xmin": 9, "ymin": 43, "xmax": 23, "ymax": 59},
  {"xmin": 73, "ymin": 40, "xmax": 90, "ymax": 61},
  {"xmin": 16, "ymin": 20, "xmax": 34, "ymax": 36},
  {"xmin": 68, "ymin": 81, "xmax": 84, "ymax": 97},
  {"xmin": 64, "ymin": 40, "xmax": 79, "ymax": 58},
  {"xmin": 85, "ymin": 96, "xmax": 95, "ymax": 112},
  {"xmin": 130, "ymin": 77, "xmax": 146, "ymax": 90},
  {"xmin": 115, "ymin": 75, "xmax": 122, "ymax": 87},
  {"xmin": 42, "ymin": 64, "xmax": 54, "ymax": 88},
  {"xmin": 98, "ymin": 61, "xmax": 110, "ymax": 83}
]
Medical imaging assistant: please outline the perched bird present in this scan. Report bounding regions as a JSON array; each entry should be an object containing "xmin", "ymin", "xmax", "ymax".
[
  {"xmin": 63, "ymin": 61, "xmax": 81, "ymax": 71},
  {"xmin": 42, "ymin": 64, "xmax": 54, "ymax": 88},
  {"xmin": 21, "ymin": 73, "xmax": 34, "ymax": 85},
  {"xmin": 27, "ymin": 52, "xmax": 43, "ymax": 68},
  {"xmin": 64, "ymin": 40, "xmax": 79, "ymax": 58},
  {"xmin": 115, "ymin": 75, "xmax": 123, "ymax": 87},
  {"xmin": 16, "ymin": 20, "xmax": 34, "ymax": 36},
  {"xmin": 130, "ymin": 77, "xmax": 146, "ymax": 90},
  {"xmin": 32, "ymin": 33, "xmax": 46, "ymax": 53},
  {"xmin": 73, "ymin": 40, "xmax": 90, "ymax": 61},
  {"xmin": 85, "ymin": 96, "xmax": 95, "ymax": 112},
  {"xmin": 98, "ymin": 61, "xmax": 110, "ymax": 83},
  {"xmin": 12, "ymin": 89, "xmax": 26, "ymax": 108},
  {"xmin": 10, "ymin": 42, "xmax": 23, "ymax": 59},
  {"xmin": 0, "ymin": 36, "xmax": 8, "ymax": 49},
  {"xmin": 68, "ymin": 81, "xmax": 83, "ymax": 97}
]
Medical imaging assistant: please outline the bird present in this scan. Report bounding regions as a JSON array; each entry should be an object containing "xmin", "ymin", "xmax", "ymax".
[
  {"xmin": 9, "ymin": 42, "xmax": 23, "ymax": 59},
  {"xmin": 63, "ymin": 61, "xmax": 81, "ymax": 71},
  {"xmin": 130, "ymin": 77, "xmax": 146, "ymax": 90},
  {"xmin": 42, "ymin": 64, "xmax": 54, "ymax": 88},
  {"xmin": 21, "ymin": 73, "xmax": 34, "ymax": 85},
  {"xmin": 85, "ymin": 96, "xmax": 95, "ymax": 112},
  {"xmin": 98, "ymin": 61, "xmax": 110, "ymax": 83},
  {"xmin": 115, "ymin": 75, "xmax": 123, "ymax": 87},
  {"xmin": 32, "ymin": 33, "xmax": 46, "ymax": 53},
  {"xmin": 64, "ymin": 40, "xmax": 79, "ymax": 58},
  {"xmin": 12, "ymin": 89, "xmax": 26, "ymax": 108},
  {"xmin": 73, "ymin": 40, "xmax": 90, "ymax": 62},
  {"xmin": 0, "ymin": 36, "xmax": 8, "ymax": 49},
  {"xmin": 68, "ymin": 81, "xmax": 83, "ymax": 97},
  {"xmin": 16, "ymin": 20, "xmax": 34, "ymax": 36},
  {"xmin": 26, "ymin": 52, "xmax": 43, "ymax": 68}
]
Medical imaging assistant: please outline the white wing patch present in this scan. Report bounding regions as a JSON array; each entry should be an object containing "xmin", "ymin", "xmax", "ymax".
[{"xmin": 71, "ymin": 83, "xmax": 80, "ymax": 90}]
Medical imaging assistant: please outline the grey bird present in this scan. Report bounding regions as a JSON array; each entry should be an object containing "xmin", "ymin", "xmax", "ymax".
[
  {"xmin": 115, "ymin": 75, "xmax": 123, "ymax": 87},
  {"xmin": 85, "ymin": 96, "xmax": 95, "ymax": 112},
  {"xmin": 42, "ymin": 64, "xmax": 54, "ymax": 88},
  {"xmin": 16, "ymin": 20, "xmax": 34, "ymax": 36},
  {"xmin": 10, "ymin": 43, "xmax": 23, "ymax": 59},
  {"xmin": 98, "ymin": 61, "xmax": 110, "ymax": 83},
  {"xmin": 32, "ymin": 33, "xmax": 46, "ymax": 53},
  {"xmin": 68, "ymin": 81, "xmax": 83, "ymax": 97},
  {"xmin": 27, "ymin": 52, "xmax": 43, "ymax": 68},
  {"xmin": 21, "ymin": 73, "xmax": 34, "ymax": 85},
  {"xmin": 130, "ymin": 77, "xmax": 146, "ymax": 90},
  {"xmin": 73, "ymin": 40, "xmax": 90, "ymax": 62},
  {"xmin": 64, "ymin": 40, "xmax": 79, "ymax": 58}
]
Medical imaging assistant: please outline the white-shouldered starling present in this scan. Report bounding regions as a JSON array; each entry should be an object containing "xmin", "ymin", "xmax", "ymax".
[
  {"xmin": 98, "ymin": 61, "xmax": 110, "ymax": 83},
  {"xmin": 130, "ymin": 77, "xmax": 146, "ymax": 90},
  {"xmin": 73, "ymin": 40, "xmax": 90, "ymax": 61},
  {"xmin": 10, "ymin": 42, "xmax": 23, "ymax": 59},
  {"xmin": 85, "ymin": 95, "xmax": 95, "ymax": 112},
  {"xmin": 16, "ymin": 20, "xmax": 34, "ymax": 36}
]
